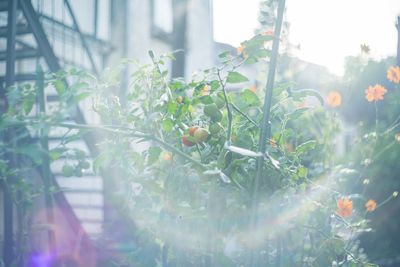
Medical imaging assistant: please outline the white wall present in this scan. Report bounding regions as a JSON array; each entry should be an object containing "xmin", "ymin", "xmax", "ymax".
[
  {"xmin": 125, "ymin": 0, "xmax": 215, "ymax": 79},
  {"xmin": 186, "ymin": 0, "xmax": 214, "ymax": 78}
]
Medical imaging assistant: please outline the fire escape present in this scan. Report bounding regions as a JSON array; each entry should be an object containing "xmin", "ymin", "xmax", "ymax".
[{"xmin": 0, "ymin": 0, "xmax": 113, "ymax": 265}]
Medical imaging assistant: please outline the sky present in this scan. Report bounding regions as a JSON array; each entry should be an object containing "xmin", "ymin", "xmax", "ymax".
[{"xmin": 213, "ymin": 0, "xmax": 400, "ymax": 75}]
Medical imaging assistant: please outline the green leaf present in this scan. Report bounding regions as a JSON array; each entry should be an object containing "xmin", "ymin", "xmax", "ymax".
[
  {"xmin": 210, "ymin": 80, "xmax": 220, "ymax": 90},
  {"xmin": 167, "ymin": 101, "xmax": 178, "ymax": 114},
  {"xmin": 286, "ymin": 107, "xmax": 309, "ymax": 120},
  {"xmin": 23, "ymin": 98, "xmax": 34, "ymax": 114},
  {"xmin": 244, "ymin": 34, "xmax": 273, "ymax": 48},
  {"xmin": 54, "ymin": 80, "xmax": 65, "ymax": 95},
  {"xmin": 218, "ymin": 51, "xmax": 231, "ymax": 59},
  {"xmin": 70, "ymin": 82, "xmax": 89, "ymax": 92},
  {"xmin": 297, "ymin": 166, "xmax": 308, "ymax": 178},
  {"xmin": 290, "ymin": 89, "xmax": 324, "ymax": 106},
  {"xmin": 162, "ymin": 118, "xmax": 174, "ymax": 132},
  {"xmin": 199, "ymin": 95, "xmax": 213, "ymax": 104},
  {"xmin": 74, "ymin": 92, "xmax": 91, "ymax": 102},
  {"xmin": 296, "ymin": 140, "xmax": 316, "ymax": 155},
  {"xmin": 148, "ymin": 146, "xmax": 162, "ymax": 165},
  {"xmin": 236, "ymin": 133, "xmax": 253, "ymax": 149},
  {"xmin": 169, "ymin": 79, "xmax": 185, "ymax": 91},
  {"xmin": 93, "ymin": 153, "xmax": 111, "ymax": 173},
  {"xmin": 226, "ymin": 71, "xmax": 249, "ymax": 83},
  {"xmin": 240, "ymin": 89, "xmax": 260, "ymax": 106},
  {"xmin": 49, "ymin": 148, "xmax": 67, "ymax": 161}
]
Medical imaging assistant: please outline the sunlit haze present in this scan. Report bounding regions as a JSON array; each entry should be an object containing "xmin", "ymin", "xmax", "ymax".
[{"xmin": 213, "ymin": 0, "xmax": 400, "ymax": 75}]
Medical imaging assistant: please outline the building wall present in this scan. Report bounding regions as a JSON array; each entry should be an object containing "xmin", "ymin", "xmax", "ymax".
[
  {"xmin": 0, "ymin": 1, "xmax": 216, "ymax": 256},
  {"xmin": 186, "ymin": 0, "xmax": 214, "ymax": 78},
  {"xmin": 125, "ymin": 0, "xmax": 214, "ymax": 79}
]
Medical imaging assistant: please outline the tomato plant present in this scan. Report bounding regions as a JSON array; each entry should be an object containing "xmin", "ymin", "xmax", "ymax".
[{"xmin": 2, "ymin": 4, "xmax": 398, "ymax": 266}]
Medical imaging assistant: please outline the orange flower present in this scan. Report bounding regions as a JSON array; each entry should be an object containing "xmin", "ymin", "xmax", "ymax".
[
  {"xmin": 387, "ymin": 66, "xmax": 400, "ymax": 84},
  {"xmin": 250, "ymin": 85, "xmax": 257, "ymax": 93},
  {"xmin": 236, "ymin": 45, "xmax": 245, "ymax": 55},
  {"xmin": 365, "ymin": 199, "xmax": 377, "ymax": 212},
  {"xmin": 236, "ymin": 45, "xmax": 248, "ymax": 59},
  {"xmin": 269, "ymin": 138, "xmax": 278, "ymax": 148},
  {"xmin": 326, "ymin": 91, "xmax": 342, "ymax": 107},
  {"xmin": 336, "ymin": 198, "xmax": 353, "ymax": 217},
  {"xmin": 365, "ymin": 84, "xmax": 387, "ymax": 102}
]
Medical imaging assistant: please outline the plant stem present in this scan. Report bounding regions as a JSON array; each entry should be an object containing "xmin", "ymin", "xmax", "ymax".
[
  {"xmin": 37, "ymin": 66, "xmax": 57, "ymax": 254},
  {"xmin": 49, "ymin": 122, "xmax": 207, "ymax": 169},
  {"xmin": 151, "ymin": 136, "xmax": 205, "ymax": 169},
  {"xmin": 230, "ymin": 103, "xmax": 259, "ymax": 128},
  {"xmin": 248, "ymin": 0, "xmax": 286, "ymax": 266},
  {"xmin": 217, "ymin": 69, "xmax": 233, "ymax": 144}
]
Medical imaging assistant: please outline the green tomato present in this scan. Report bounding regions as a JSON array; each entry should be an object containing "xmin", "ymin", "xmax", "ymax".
[
  {"xmin": 62, "ymin": 164, "xmax": 74, "ymax": 177},
  {"xmin": 204, "ymin": 103, "xmax": 219, "ymax": 117},
  {"xmin": 209, "ymin": 123, "xmax": 223, "ymax": 136},
  {"xmin": 204, "ymin": 104, "xmax": 223, "ymax": 122},
  {"xmin": 79, "ymin": 160, "xmax": 91, "ymax": 170},
  {"xmin": 213, "ymin": 96, "xmax": 225, "ymax": 109}
]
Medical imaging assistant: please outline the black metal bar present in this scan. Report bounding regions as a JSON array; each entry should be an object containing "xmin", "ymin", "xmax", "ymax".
[
  {"xmin": 63, "ymin": 0, "xmax": 99, "ymax": 75},
  {"xmin": 3, "ymin": 186, "xmax": 14, "ymax": 267},
  {"xmin": 39, "ymin": 14, "xmax": 113, "ymax": 50},
  {"xmin": 0, "ymin": 73, "xmax": 37, "ymax": 82},
  {"xmin": 0, "ymin": 24, "xmax": 30, "ymax": 37},
  {"xmin": 15, "ymin": 38, "xmax": 36, "ymax": 50},
  {"xmin": 19, "ymin": 0, "xmax": 101, "ymax": 244},
  {"xmin": 4, "ymin": 1, "xmax": 106, "ymax": 256},
  {"xmin": 249, "ymin": 0, "xmax": 286, "ymax": 266},
  {"xmin": 19, "ymin": 0, "xmax": 61, "ymax": 71},
  {"xmin": 4, "ymin": 0, "xmax": 18, "ymax": 265},
  {"xmin": 19, "ymin": 0, "xmax": 101, "ymax": 157},
  {"xmin": 5, "ymin": 0, "xmax": 18, "ymax": 87},
  {"xmin": 0, "ymin": 1, "xmax": 8, "ymax": 12},
  {"xmin": 0, "ymin": 48, "xmax": 39, "ymax": 61},
  {"xmin": 94, "ymin": 0, "xmax": 98, "ymax": 37}
]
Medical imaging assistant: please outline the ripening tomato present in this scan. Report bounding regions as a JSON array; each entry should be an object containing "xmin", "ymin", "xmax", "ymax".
[
  {"xmin": 193, "ymin": 127, "xmax": 209, "ymax": 143},
  {"xmin": 189, "ymin": 126, "xmax": 199, "ymax": 136},
  {"xmin": 182, "ymin": 135, "xmax": 195, "ymax": 146}
]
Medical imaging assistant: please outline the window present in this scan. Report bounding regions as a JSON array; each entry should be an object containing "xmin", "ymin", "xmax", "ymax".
[{"xmin": 151, "ymin": 0, "xmax": 173, "ymax": 42}]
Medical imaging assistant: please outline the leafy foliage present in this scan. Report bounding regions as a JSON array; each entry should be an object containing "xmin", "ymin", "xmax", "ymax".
[{"xmin": 1, "ymin": 33, "xmax": 395, "ymax": 267}]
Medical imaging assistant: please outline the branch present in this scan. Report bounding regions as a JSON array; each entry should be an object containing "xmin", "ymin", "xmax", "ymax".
[
  {"xmin": 57, "ymin": 123, "xmax": 206, "ymax": 169},
  {"xmin": 230, "ymin": 103, "xmax": 259, "ymax": 128},
  {"xmin": 217, "ymin": 69, "xmax": 233, "ymax": 145}
]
